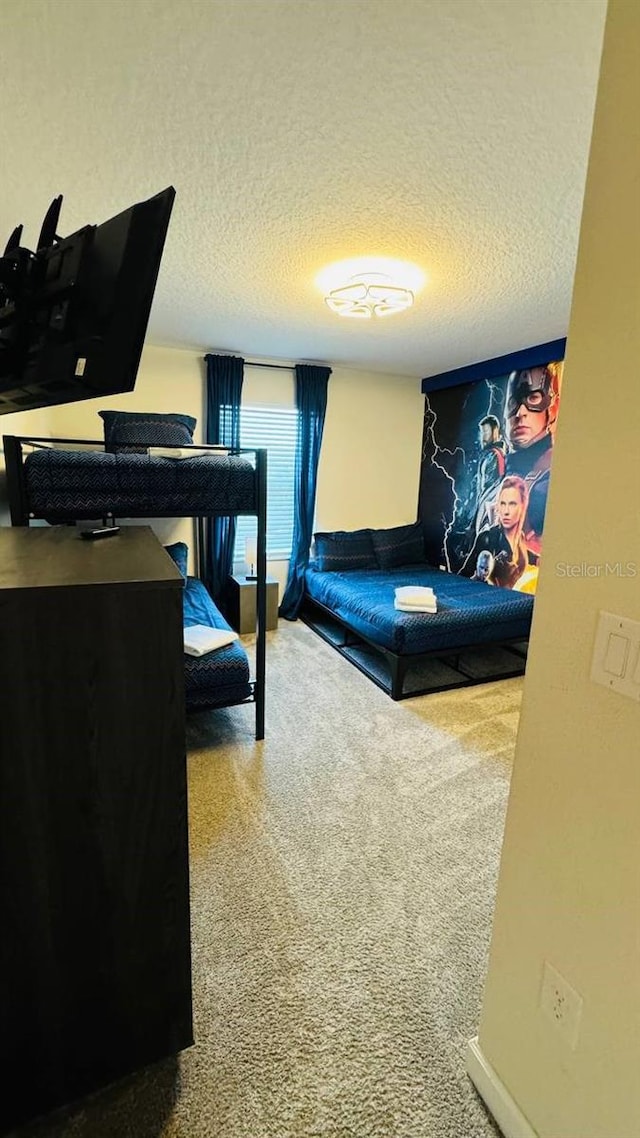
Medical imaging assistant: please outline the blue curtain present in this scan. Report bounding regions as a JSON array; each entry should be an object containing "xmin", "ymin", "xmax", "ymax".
[
  {"xmin": 280, "ymin": 363, "xmax": 331, "ymax": 620},
  {"xmin": 204, "ymin": 353, "xmax": 244, "ymax": 598}
]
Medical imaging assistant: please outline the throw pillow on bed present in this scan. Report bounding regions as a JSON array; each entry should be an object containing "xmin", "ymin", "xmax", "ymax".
[
  {"xmin": 371, "ymin": 522, "xmax": 426, "ymax": 569},
  {"xmin": 99, "ymin": 410, "xmax": 197, "ymax": 453},
  {"xmin": 164, "ymin": 541, "xmax": 189, "ymax": 580},
  {"xmin": 313, "ymin": 528, "xmax": 377, "ymax": 572}
]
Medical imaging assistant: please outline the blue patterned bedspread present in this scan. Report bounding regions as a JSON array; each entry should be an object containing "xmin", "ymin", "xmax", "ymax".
[
  {"xmin": 183, "ymin": 578, "xmax": 252, "ymax": 710},
  {"xmin": 24, "ymin": 448, "xmax": 256, "ymax": 521},
  {"xmin": 305, "ymin": 565, "xmax": 533, "ymax": 654}
]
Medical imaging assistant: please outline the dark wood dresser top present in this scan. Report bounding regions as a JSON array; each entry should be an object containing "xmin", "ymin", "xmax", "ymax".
[{"xmin": 0, "ymin": 525, "xmax": 183, "ymax": 593}]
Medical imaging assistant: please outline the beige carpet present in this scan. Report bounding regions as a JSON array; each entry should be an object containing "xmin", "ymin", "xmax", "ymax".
[{"xmin": 17, "ymin": 622, "xmax": 522, "ymax": 1138}]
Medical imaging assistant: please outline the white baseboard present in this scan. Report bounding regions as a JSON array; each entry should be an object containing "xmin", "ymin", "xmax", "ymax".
[{"xmin": 466, "ymin": 1037, "xmax": 538, "ymax": 1138}]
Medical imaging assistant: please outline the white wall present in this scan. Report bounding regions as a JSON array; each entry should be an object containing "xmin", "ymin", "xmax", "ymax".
[
  {"xmin": 0, "ymin": 346, "xmax": 424, "ymax": 590},
  {"xmin": 474, "ymin": 3, "xmax": 640, "ymax": 1136}
]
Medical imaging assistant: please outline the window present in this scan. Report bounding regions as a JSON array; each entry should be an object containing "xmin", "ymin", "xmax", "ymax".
[{"xmin": 234, "ymin": 404, "xmax": 298, "ymax": 562}]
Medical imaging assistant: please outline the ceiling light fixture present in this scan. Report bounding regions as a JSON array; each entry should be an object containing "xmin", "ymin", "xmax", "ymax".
[
  {"xmin": 325, "ymin": 272, "xmax": 414, "ymax": 319},
  {"xmin": 316, "ymin": 258, "xmax": 425, "ymax": 320}
]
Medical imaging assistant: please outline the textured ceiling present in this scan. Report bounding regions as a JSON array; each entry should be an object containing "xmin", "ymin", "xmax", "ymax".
[{"xmin": 1, "ymin": 0, "xmax": 606, "ymax": 377}]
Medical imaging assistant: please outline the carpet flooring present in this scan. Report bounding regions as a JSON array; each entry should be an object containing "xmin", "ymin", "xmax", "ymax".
[{"xmin": 15, "ymin": 621, "xmax": 522, "ymax": 1138}]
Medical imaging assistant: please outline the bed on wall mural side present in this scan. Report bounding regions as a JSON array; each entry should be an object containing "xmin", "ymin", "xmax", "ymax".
[
  {"xmin": 301, "ymin": 339, "xmax": 566, "ymax": 699},
  {"xmin": 300, "ymin": 522, "xmax": 532, "ymax": 699}
]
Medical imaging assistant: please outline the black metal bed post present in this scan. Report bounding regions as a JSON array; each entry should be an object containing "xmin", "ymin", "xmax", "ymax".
[
  {"xmin": 2, "ymin": 436, "xmax": 29, "ymax": 526},
  {"xmin": 195, "ymin": 517, "xmax": 206, "ymax": 582},
  {"xmin": 387, "ymin": 652, "xmax": 407, "ymax": 701},
  {"xmin": 255, "ymin": 449, "xmax": 267, "ymax": 740}
]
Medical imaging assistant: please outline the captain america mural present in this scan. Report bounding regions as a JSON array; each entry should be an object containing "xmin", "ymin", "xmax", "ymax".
[{"xmin": 418, "ymin": 358, "xmax": 563, "ymax": 592}]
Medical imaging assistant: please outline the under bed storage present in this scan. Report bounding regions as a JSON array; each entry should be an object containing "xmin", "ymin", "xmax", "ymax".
[
  {"xmin": 303, "ymin": 561, "xmax": 532, "ymax": 699},
  {"xmin": 305, "ymin": 565, "xmax": 533, "ymax": 653}
]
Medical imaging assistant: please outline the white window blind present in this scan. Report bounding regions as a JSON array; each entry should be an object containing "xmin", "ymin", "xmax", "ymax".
[{"xmin": 234, "ymin": 404, "xmax": 298, "ymax": 562}]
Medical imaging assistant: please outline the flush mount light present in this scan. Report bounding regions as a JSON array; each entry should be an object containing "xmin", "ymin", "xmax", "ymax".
[
  {"xmin": 317, "ymin": 258, "xmax": 425, "ymax": 320},
  {"xmin": 325, "ymin": 273, "xmax": 414, "ymax": 319}
]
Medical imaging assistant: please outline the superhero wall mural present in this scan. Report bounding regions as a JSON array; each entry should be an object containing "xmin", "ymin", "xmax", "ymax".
[{"xmin": 418, "ymin": 359, "xmax": 563, "ymax": 593}]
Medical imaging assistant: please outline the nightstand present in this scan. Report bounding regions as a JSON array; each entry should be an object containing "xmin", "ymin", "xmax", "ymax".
[{"xmin": 226, "ymin": 573, "xmax": 279, "ymax": 634}]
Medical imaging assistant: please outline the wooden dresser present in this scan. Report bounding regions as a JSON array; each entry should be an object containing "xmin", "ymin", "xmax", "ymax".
[{"xmin": 0, "ymin": 526, "xmax": 193, "ymax": 1132}]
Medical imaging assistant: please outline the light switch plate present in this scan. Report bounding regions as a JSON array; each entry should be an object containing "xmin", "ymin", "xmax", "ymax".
[{"xmin": 591, "ymin": 611, "xmax": 640, "ymax": 701}]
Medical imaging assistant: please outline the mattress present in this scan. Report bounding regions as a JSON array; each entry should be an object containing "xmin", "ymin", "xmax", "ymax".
[
  {"xmin": 23, "ymin": 448, "xmax": 256, "ymax": 521},
  {"xmin": 183, "ymin": 577, "xmax": 252, "ymax": 710},
  {"xmin": 304, "ymin": 564, "xmax": 533, "ymax": 654}
]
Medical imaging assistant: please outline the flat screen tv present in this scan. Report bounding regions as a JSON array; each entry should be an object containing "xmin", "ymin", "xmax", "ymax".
[{"xmin": 0, "ymin": 186, "xmax": 175, "ymax": 415}]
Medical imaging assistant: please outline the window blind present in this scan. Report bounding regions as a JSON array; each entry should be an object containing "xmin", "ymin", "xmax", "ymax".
[{"xmin": 234, "ymin": 405, "xmax": 298, "ymax": 562}]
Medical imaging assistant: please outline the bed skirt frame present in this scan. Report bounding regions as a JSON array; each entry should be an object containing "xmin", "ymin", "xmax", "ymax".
[{"xmin": 300, "ymin": 594, "xmax": 528, "ymax": 700}]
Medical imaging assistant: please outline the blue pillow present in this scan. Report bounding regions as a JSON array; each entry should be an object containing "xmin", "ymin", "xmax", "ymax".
[
  {"xmin": 313, "ymin": 528, "xmax": 376, "ymax": 572},
  {"xmin": 164, "ymin": 541, "xmax": 188, "ymax": 580},
  {"xmin": 371, "ymin": 522, "xmax": 426, "ymax": 569},
  {"xmin": 100, "ymin": 410, "xmax": 196, "ymax": 453}
]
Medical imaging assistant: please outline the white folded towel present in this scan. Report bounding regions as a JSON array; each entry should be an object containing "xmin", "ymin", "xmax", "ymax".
[
  {"xmin": 394, "ymin": 600, "xmax": 437, "ymax": 614},
  {"xmin": 183, "ymin": 624, "xmax": 239, "ymax": 656},
  {"xmin": 395, "ymin": 585, "xmax": 435, "ymax": 604},
  {"xmin": 149, "ymin": 447, "xmax": 229, "ymax": 459}
]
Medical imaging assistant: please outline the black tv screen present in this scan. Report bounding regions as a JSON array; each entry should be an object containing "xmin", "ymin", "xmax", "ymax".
[{"xmin": 0, "ymin": 186, "xmax": 175, "ymax": 415}]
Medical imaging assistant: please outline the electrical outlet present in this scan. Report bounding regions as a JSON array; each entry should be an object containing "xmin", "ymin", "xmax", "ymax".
[{"xmin": 540, "ymin": 961, "xmax": 583, "ymax": 1049}]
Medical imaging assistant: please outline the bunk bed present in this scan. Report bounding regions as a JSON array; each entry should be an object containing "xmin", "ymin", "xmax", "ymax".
[{"xmin": 2, "ymin": 434, "xmax": 268, "ymax": 739}]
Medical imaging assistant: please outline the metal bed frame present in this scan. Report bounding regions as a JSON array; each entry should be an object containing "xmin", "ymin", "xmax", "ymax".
[
  {"xmin": 300, "ymin": 593, "xmax": 528, "ymax": 700},
  {"xmin": 3, "ymin": 434, "xmax": 268, "ymax": 740}
]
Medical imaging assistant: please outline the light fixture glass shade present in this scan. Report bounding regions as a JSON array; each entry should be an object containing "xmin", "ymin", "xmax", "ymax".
[
  {"xmin": 325, "ymin": 295, "xmax": 373, "ymax": 318},
  {"xmin": 328, "ymin": 283, "xmax": 368, "ymax": 303},
  {"xmin": 245, "ymin": 535, "xmax": 258, "ymax": 575},
  {"xmin": 324, "ymin": 272, "xmax": 414, "ymax": 318}
]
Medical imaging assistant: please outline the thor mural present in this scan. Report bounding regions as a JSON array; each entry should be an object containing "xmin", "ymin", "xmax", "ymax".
[{"xmin": 418, "ymin": 360, "xmax": 563, "ymax": 593}]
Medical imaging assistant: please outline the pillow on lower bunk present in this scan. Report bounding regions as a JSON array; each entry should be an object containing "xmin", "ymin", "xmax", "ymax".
[
  {"xmin": 164, "ymin": 541, "xmax": 189, "ymax": 580},
  {"xmin": 371, "ymin": 522, "xmax": 426, "ymax": 569},
  {"xmin": 313, "ymin": 528, "xmax": 377, "ymax": 572},
  {"xmin": 100, "ymin": 410, "xmax": 197, "ymax": 453}
]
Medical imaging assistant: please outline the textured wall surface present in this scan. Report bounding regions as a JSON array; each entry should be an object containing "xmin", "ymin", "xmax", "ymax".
[
  {"xmin": 1, "ymin": 0, "xmax": 605, "ymax": 377},
  {"xmin": 477, "ymin": 0, "xmax": 640, "ymax": 1134}
]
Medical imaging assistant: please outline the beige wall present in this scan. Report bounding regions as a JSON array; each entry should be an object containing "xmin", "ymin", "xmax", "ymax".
[
  {"xmin": 0, "ymin": 405, "xmax": 52, "ymax": 525},
  {"xmin": 240, "ymin": 359, "xmax": 425, "ymax": 590},
  {"xmin": 0, "ymin": 344, "xmax": 205, "ymax": 549},
  {"xmin": 316, "ymin": 366, "xmax": 424, "ymax": 533},
  {"xmin": 240, "ymin": 358, "xmax": 425, "ymax": 533},
  {"xmin": 476, "ymin": 3, "xmax": 640, "ymax": 1136},
  {"xmin": 0, "ymin": 347, "xmax": 424, "ymax": 586}
]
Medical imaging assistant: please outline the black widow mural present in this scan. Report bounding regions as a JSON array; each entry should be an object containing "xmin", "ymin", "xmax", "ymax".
[{"xmin": 418, "ymin": 360, "xmax": 563, "ymax": 593}]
